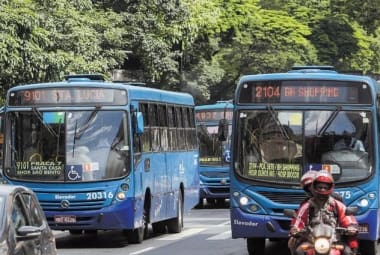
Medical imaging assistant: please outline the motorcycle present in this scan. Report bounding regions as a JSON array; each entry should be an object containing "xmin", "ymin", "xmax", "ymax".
[{"xmin": 284, "ymin": 207, "xmax": 358, "ymax": 255}]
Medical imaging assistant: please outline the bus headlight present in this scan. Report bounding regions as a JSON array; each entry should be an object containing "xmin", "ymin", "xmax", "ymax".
[
  {"xmin": 239, "ymin": 196, "xmax": 249, "ymax": 206},
  {"xmin": 116, "ymin": 192, "xmax": 126, "ymax": 200},
  {"xmin": 314, "ymin": 237, "xmax": 330, "ymax": 254},
  {"xmin": 359, "ymin": 198, "xmax": 369, "ymax": 207}
]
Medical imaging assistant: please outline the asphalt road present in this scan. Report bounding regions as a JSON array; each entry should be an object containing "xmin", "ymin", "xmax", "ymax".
[{"xmin": 55, "ymin": 201, "xmax": 291, "ymax": 255}]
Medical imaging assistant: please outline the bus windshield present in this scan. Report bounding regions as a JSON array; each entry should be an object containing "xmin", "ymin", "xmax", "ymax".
[
  {"xmin": 237, "ymin": 109, "xmax": 372, "ymax": 184},
  {"xmin": 198, "ymin": 123, "xmax": 232, "ymax": 166},
  {"xmin": 6, "ymin": 110, "xmax": 130, "ymax": 182}
]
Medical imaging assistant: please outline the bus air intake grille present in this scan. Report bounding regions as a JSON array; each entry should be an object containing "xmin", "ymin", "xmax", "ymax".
[
  {"xmin": 209, "ymin": 187, "xmax": 230, "ymax": 194},
  {"xmin": 256, "ymin": 191, "xmax": 306, "ymax": 204},
  {"xmin": 39, "ymin": 200, "xmax": 106, "ymax": 211},
  {"xmin": 201, "ymin": 171, "xmax": 229, "ymax": 178}
]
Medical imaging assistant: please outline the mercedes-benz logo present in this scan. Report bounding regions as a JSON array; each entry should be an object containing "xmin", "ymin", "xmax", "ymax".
[{"xmin": 61, "ymin": 200, "xmax": 70, "ymax": 209}]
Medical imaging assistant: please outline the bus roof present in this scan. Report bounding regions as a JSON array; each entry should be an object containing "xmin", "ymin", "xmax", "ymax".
[
  {"xmin": 195, "ymin": 101, "xmax": 233, "ymax": 111},
  {"xmin": 238, "ymin": 71, "xmax": 376, "ymax": 85}
]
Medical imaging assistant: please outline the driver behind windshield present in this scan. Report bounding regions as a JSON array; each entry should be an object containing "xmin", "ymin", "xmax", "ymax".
[{"xmin": 333, "ymin": 130, "xmax": 365, "ymax": 152}]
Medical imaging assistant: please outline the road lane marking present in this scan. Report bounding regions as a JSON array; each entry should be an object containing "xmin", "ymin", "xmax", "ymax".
[
  {"xmin": 157, "ymin": 228, "xmax": 205, "ymax": 241},
  {"xmin": 207, "ymin": 230, "xmax": 231, "ymax": 240},
  {"xmin": 130, "ymin": 247, "xmax": 155, "ymax": 254},
  {"xmin": 216, "ymin": 220, "xmax": 230, "ymax": 227}
]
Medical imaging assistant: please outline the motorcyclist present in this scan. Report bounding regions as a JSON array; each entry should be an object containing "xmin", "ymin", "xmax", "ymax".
[
  {"xmin": 288, "ymin": 170, "xmax": 318, "ymax": 255},
  {"xmin": 289, "ymin": 171, "xmax": 359, "ymax": 255}
]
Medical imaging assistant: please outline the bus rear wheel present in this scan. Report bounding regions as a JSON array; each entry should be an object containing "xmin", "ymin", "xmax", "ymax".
[
  {"xmin": 247, "ymin": 238, "xmax": 265, "ymax": 255},
  {"xmin": 167, "ymin": 191, "xmax": 183, "ymax": 233}
]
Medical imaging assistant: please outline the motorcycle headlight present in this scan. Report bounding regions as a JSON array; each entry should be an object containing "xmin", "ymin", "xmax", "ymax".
[{"xmin": 315, "ymin": 237, "xmax": 330, "ymax": 254}]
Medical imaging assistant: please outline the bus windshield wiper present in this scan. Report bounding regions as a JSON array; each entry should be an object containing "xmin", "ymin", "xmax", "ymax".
[
  {"xmin": 74, "ymin": 106, "xmax": 101, "ymax": 140},
  {"xmin": 32, "ymin": 107, "xmax": 58, "ymax": 138},
  {"xmin": 317, "ymin": 106, "xmax": 341, "ymax": 136},
  {"xmin": 267, "ymin": 105, "xmax": 289, "ymax": 140}
]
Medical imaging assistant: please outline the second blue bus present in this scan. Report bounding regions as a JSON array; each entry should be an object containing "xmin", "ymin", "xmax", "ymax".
[{"xmin": 230, "ymin": 66, "xmax": 379, "ymax": 255}]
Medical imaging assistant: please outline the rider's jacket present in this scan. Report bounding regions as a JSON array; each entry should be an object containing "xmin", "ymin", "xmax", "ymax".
[{"xmin": 291, "ymin": 196, "xmax": 359, "ymax": 249}]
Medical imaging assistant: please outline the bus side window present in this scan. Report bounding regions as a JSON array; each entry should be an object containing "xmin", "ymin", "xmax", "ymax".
[
  {"xmin": 139, "ymin": 103, "xmax": 151, "ymax": 152},
  {"xmin": 149, "ymin": 104, "xmax": 160, "ymax": 152},
  {"xmin": 158, "ymin": 104, "xmax": 168, "ymax": 151},
  {"xmin": 175, "ymin": 107, "xmax": 185, "ymax": 150},
  {"xmin": 167, "ymin": 105, "xmax": 177, "ymax": 151}
]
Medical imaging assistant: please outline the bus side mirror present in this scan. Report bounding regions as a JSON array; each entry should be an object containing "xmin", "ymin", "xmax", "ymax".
[
  {"xmin": 134, "ymin": 112, "xmax": 144, "ymax": 135},
  {"xmin": 218, "ymin": 118, "xmax": 229, "ymax": 142}
]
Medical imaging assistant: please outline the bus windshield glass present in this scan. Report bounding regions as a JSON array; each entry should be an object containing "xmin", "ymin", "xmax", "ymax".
[
  {"xmin": 197, "ymin": 124, "xmax": 232, "ymax": 166},
  {"xmin": 6, "ymin": 110, "xmax": 130, "ymax": 182},
  {"xmin": 236, "ymin": 109, "xmax": 372, "ymax": 184}
]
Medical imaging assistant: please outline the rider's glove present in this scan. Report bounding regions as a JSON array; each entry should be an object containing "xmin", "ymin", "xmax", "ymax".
[{"xmin": 289, "ymin": 226, "xmax": 299, "ymax": 236}]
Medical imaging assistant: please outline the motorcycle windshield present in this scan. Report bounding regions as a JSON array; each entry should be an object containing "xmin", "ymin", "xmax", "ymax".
[
  {"xmin": 312, "ymin": 224, "xmax": 334, "ymax": 238},
  {"xmin": 5, "ymin": 110, "xmax": 130, "ymax": 182}
]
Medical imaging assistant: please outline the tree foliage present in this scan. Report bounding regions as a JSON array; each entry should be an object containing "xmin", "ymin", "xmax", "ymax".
[{"xmin": 1, "ymin": 0, "xmax": 380, "ymax": 103}]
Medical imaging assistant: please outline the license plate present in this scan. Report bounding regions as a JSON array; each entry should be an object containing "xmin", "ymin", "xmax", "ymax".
[{"xmin": 54, "ymin": 215, "xmax": 76, "ymax": 224}]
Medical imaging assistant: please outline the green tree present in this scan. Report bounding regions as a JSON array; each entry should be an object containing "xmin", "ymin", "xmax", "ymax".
[{"xmin": 0, "ymin": 0, "xmax": 127, "ymax": 95}]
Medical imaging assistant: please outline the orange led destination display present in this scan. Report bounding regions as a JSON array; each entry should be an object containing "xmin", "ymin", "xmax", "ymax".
[
  {"xmin": 8, "ymin": 87, "xmax": 128, "ymax": 106},
  {"xmin": 195, "ymin": 110, "xmax": 233, "ymax": 122},
  {"xmin": 238, "ymin": 80, "xmax": 372, "ymax": 104}
]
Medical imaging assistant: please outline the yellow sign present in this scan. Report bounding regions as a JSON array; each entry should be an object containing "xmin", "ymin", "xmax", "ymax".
[{"xmin": 248, "ymin": 162, "xmax": 300, "ymax": 180}]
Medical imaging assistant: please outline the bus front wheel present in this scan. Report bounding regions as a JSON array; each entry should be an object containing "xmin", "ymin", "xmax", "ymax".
[
  {"xmin": 360, "ymin": 240, "xmax": 379, "ymax": 255},
  {"xmin": 126, "ymin": 204, "xmax": 149, "ymax": 243},
  {"xmin": 247, "ymin": 238, "xmax": 265, "ymax": 255}
]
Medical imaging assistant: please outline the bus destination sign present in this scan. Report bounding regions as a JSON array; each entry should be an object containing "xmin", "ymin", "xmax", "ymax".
[
  {"xmin": 8, "ymin": 87, "xmax": 128, "ymax": 106},
  {"xmin": 195, "ymin": 110, "xmax": 233, "ymax": 122},
  {"xmin": 238, "ymin": 80, "xmax": 372, "ymax": 104}
]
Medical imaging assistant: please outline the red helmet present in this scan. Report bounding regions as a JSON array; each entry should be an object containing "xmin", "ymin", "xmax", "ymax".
[
  {"xmin": 300, "ymin": 170, "xmax": 317, "ymax": 190},
  {"xmin": 312, "ymin": 171, "xmax": 334, "ymax": 196}
]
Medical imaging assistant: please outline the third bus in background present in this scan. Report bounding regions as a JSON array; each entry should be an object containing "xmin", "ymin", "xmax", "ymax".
[{"xmin": 195, "ymin": 101, "xmax": 233, "ymax": 207}]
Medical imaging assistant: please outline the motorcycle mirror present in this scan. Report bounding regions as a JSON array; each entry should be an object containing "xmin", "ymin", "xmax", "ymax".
[
  {"xmin": 283, "ymin": 209, "xmax": 296, "ymax": 218},
  {"xmin": 345, "ymin": 206, "xmax": 359, "ymax": 216}
]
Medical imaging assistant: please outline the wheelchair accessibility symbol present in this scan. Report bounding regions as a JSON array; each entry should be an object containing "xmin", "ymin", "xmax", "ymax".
[{"xmin": 66, "ymin": 165, "xmax": 82, "ymax": 181}]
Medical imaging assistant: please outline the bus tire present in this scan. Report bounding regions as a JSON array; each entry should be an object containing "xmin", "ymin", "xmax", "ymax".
[
  {"xmin": 247, "ymin": 238, "xmax": 265, "ymax": 255},
  {"xmin": 126, "ymin": 203, "xmax": 149, "ymax": 244},
  {"xmin": 69, "ymin": 229, "xmax": 83, "ymax": 235},
  {"xmin": 152, "ymin": 221, "xmax": 167, "ymax": 234},
  {"xmin": 360, "ymin": 240, "xmax": 379, "ymax": 255},
  {"xmin": 195, "ymin": 198, "xmax": 203, "ymax": 209},
  {"xmin": 167, "ymin": 191, "xmax": 183, "ymax": 233}
]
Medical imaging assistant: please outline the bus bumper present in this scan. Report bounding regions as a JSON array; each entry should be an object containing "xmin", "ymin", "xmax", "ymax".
[
  {"xmin": 231, "ymin": 207, "xmax": 379, "ymax": 241},
  {"xmin": 354, "ymin": 208, "xmax": 379, "ymax": 241},
  {"xmin": 230, "ymin": 208, "xmax": 290, "ymax": 239},
  {"xmin": 199, "ymin": 184, "xmax": 230, "ymax": 199},
  {"xmin": 45, "ymin": 198, "xmax": 136, "ymax": 230}
]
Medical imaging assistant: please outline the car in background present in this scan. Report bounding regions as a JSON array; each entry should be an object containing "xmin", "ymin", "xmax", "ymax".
[{"xmin": 0, "ymin": 184, "xmax": 57, "ymax": 255}]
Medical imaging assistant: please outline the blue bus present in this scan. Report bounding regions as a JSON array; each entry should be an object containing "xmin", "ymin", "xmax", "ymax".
[
  {"xmin": 229, "ymin": 66, "xmax": 379, "ymax": 255},
  {"xmin": 195, "ymin": 101, "xmax": 233, "ymax": 206},
  {"xmin": 1, "ymin": 75, "xmax": 199, "ymax": 243}
]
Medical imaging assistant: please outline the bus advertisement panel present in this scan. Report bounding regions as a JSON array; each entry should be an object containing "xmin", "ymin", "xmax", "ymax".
[
  {"xmin": 195, "ymin": 101, "xmax": 233, "ymax": 206},
  {"xmin": 2, "ymin": 76, "xmax": 199, "ymax": 244},
  {"xmin": 230, "ymin": 67, "xmax": 378, "ymax": 255}
]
